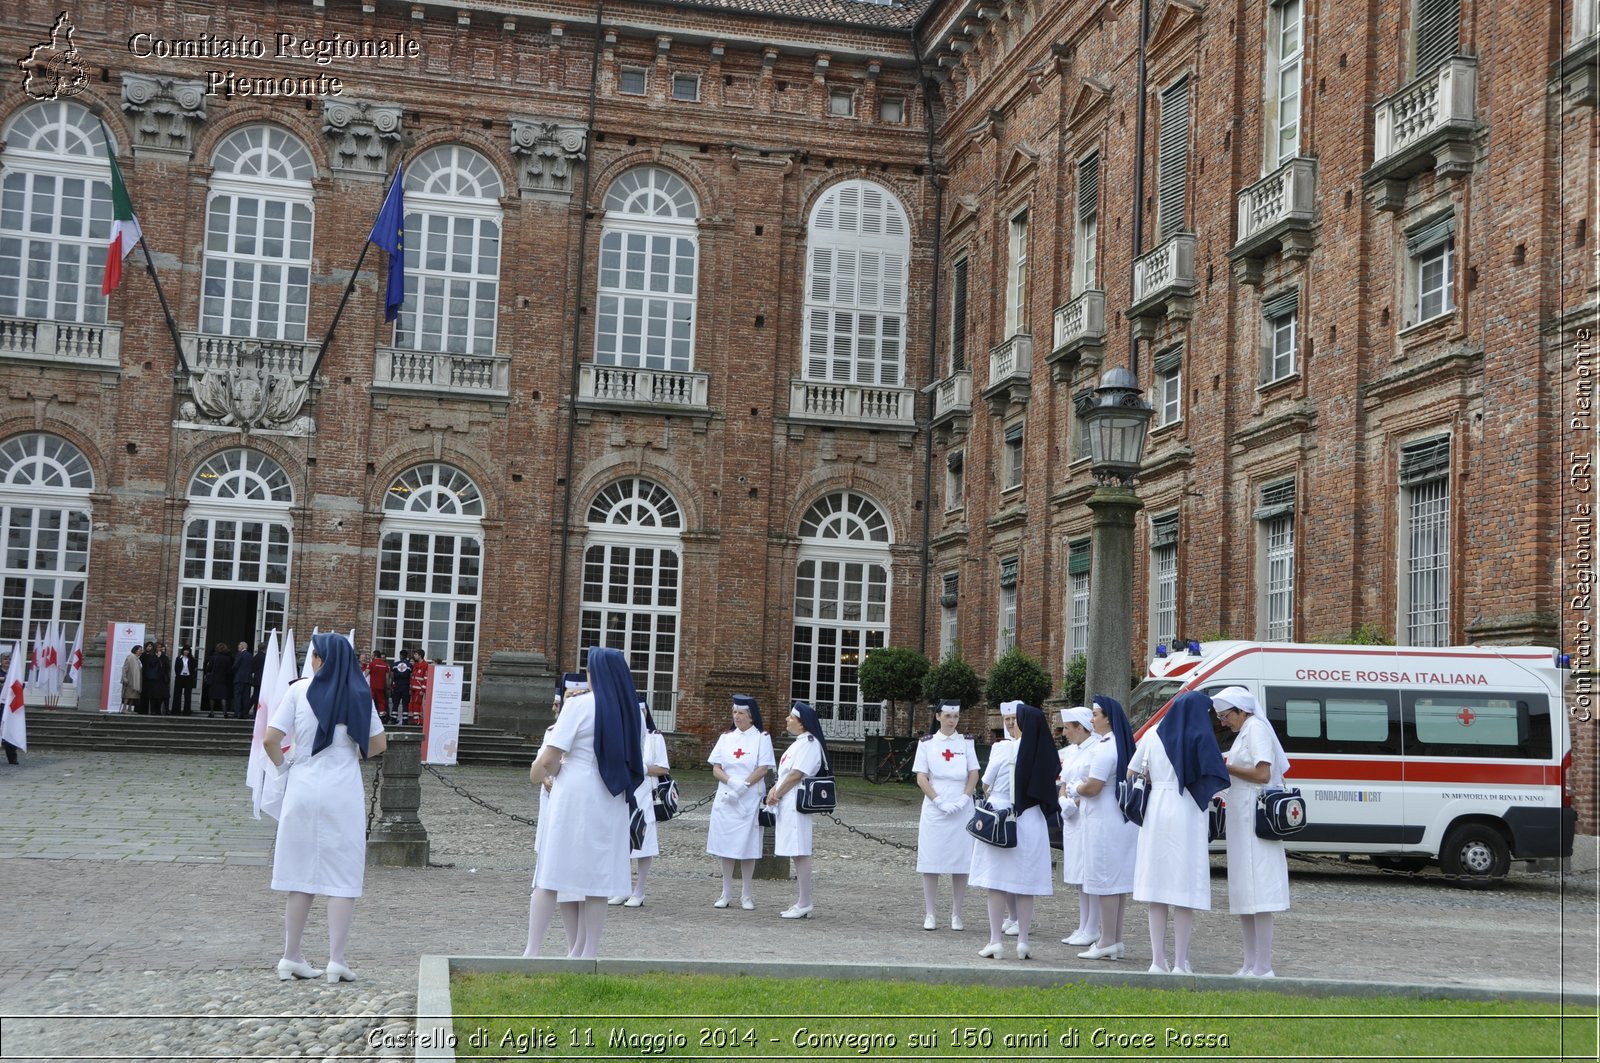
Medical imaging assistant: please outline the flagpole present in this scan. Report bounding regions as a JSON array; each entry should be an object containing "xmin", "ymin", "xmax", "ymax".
[
  {"xmin": 96, "ymin": 119, "xmax": 190, "ymax": 375},
  {"xmin": 306, "ymin": 152, "xmax": 407, "ymax": 384}
]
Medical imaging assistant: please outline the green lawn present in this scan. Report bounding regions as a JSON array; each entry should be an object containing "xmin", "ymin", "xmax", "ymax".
[{"xmin": 449, "ymin": 971, "xmax": 1595, "ymax": 1060}]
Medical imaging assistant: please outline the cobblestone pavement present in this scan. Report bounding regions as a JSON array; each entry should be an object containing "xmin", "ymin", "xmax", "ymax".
[{"xmin": 0, "ymin": 750, "xmax": 1595, "ymax": 1060}]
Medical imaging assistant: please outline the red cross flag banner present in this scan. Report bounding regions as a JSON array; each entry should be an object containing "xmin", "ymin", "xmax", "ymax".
[
  {"xmin": 100, "ymin": 144, "xmax": 143, "ymax": 295},
  {"xmin": 101, "ymin": 622, "xmax": 145, "ymax": 712},
  {"xmin": 422, "ymin": 661, "xmax": 462, "ymax": 765},
  {"xmin": 66, "ymin": 626, "xmax": 83, "ymax": 689},
  {"xmin": 1, "ymin": 640, "xmax": 26, "ymax": 752}
]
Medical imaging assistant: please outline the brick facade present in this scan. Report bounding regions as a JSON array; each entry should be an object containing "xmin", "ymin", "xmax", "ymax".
[{"xmin": 0, "ymin": 0, "xmax": 1593, "ymax": 828}]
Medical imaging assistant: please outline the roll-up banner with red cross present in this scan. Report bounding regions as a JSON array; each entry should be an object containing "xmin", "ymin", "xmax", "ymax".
[
  {"xmin": 422, "ymin": 662, "xmax": 463, "ymax": 765},
  {"xmin": 102, "ymin": 622, "xmax": 145, "ymax": 712}
]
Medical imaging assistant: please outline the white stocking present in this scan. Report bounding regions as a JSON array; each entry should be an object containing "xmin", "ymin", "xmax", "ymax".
[
  {"xmin": 1237, "ymin": 914, "xmax": 1257, "ymax": 974},
  {"xmin": 793, "ymin": 855, "xmax": 813, "ymax": 908},
  {"xmin": 719, "ymin": 858, "xmax": 736, "ymax": 901},
  {"xmin": 985, "ymin": 889, "xmax": 1006, "ymax": 945},
  {"xmin": 560, "ymin": 901, "xmax": 583, "ymax": 956},
  {"xmin": 1147, "ymin": 902, "xmax": 1170, "ymax": 970},
  {"xmin": 921, "ymin": 874, "xmax": 939, "ymax": 920},
  {"xmin": 631, "ymin": 856, "xmax": 653, "ymax": 900},
  {"xmin": 523, "ymin": 888, "xmax": 559, "ymax": 957},
  {"xmin": 1172, "ymin": 905, "xmax": 1194, "ymax": 970},
  {"xmin": 326, "ymin": 896, "xmax": 354, "ymax": 966},
  {"xmin": 575, "ymin": 897, "xmax": 607, "ymax": 958},
  {"xmin": 283, "ymin": 891, "xmax": 314, "ymax": 963},
  {"xmin": 1013, "ymin": 894, "xmax": 1035, "ymax": 947},
  {"xmin": 1079, "ymin": 888, "xmax": 1101, "ymax": 937},
  {"xmin": 1253, "ymin": 913, "xmax": 1275, "ymax": 975},
  {"xmin": 950, "ymin": 873, "xmax": 969, "ymax": 919}
]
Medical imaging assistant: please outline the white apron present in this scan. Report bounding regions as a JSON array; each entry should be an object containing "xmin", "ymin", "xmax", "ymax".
[
  {"xmin": 1078, "ymin": 732, "xmax": 1139, "ymax": 895},
  {"xmin": 1224, "ymin": 716, "xmax": 1291, "ymax": 914},
  {"xmin": 269, "ymin": 681, "xmax": 385, "ymax": 898},
  {"xmin": 968, "ymin": 741, "xmax": 1053, "ymax": 896},
  {"xmin": 531, "ymin": 692, "xmax": 631, "ymax": 897},
  {"xmin": 631, "ymin": 729, "xmax": 670, "ymax": 859},
  {"xmin": 1129, "ymin": 732, "xmax": 1213, "ymax": 910},
  {"xmin": 914, "ymin": 731, "xmax": 978, "ymax": 874},
  {"xmin": 705, "ymin": 728, "xmax": 774, "ymax": 860},
  {"xmin": 773, "ymin": 733, "xmax": 824, "ymax": 857}
]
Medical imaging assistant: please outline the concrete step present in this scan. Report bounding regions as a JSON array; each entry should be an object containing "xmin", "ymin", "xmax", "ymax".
[{"xmin": 22, "ymin": 711, "xmax": 538, "ymax": 767}]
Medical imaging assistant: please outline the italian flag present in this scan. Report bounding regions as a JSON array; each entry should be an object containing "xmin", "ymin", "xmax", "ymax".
[{"xmin": 101, "ymin": 149, "xmax": 142, "ymax": 296}]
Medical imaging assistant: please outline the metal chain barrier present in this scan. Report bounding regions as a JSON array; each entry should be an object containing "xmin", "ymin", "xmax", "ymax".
[
  {"xmin": 422, "ymin": 762, "xmax": 540, "ymax": 827},
  {"xmin": 364, "ymin": 755, "xmax": 383, "ymax": 838},
  {"xmin": 823, "ymin": 811, "xmax": 918, "ymax": 852}
]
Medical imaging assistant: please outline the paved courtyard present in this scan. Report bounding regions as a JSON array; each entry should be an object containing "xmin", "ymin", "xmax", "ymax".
[{"xmin": 0, "ymin": 749, "xmax": 1595, "ymax": 1060}]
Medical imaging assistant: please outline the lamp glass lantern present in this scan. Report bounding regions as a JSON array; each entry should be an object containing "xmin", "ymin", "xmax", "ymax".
[{"xmin": 1085, "ymin": 366, "xmax": 1154, "ymax": 486}]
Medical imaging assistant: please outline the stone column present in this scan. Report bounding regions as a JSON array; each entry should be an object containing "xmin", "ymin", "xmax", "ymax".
[
  {"xmin": 1086, "ymin": 485, "xmax": 1144, "ymax": 712},
  {"xmin": 367, "ymin": 732, "xmax": 430, "ymax": 867}
]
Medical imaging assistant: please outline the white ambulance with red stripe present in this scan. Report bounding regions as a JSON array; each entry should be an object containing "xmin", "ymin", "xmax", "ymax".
[{"xmin": 1126, "ymin": 641, "xmax": 1577, "ymax": 887}]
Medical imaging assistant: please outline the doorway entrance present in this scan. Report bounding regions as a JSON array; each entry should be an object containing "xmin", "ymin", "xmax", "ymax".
[{"xmin": 205, "ymin": 588, "xmax": 260, "ymax": 654}]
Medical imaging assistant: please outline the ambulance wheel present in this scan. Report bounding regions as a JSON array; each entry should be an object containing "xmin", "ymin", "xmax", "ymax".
[{"xmin": 1439, "ymin": 824, "xmax": 1509, "ymax": 887}]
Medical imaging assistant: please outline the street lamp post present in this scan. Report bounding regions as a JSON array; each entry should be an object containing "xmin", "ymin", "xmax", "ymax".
[{"xmin": 1083, "ymin": 367, "xmax": 1154, "ymax": 712}]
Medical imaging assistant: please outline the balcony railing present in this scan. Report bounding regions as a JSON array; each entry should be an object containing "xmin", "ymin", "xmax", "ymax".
[
  {"xmin": 578, "ymin": 364, "xmax": 709, "ymax": 409},
  {"xmin": 181, "ymin": 331, "xmax": 317, "ymax": 377},
  {"xmin": 1236, "ymin": 157, "xmax": 1317, "ymax": 247},
  {"xmin": 376, "ymin": 346, "xmax": 510, "ymax": 396},
  {"xmin": 788, "ymin": 379, "xmax": 916, "ymax": 429},
  {"xmin": 989, "ymin": 333, "xmax": 1033, "ymax": 384},
  {"xmin": 1372, "ymin": 57, "xmax": 1477, "ymax": 174},
  {"xmin": 1052, "ymin": 290, "xmax": 1106, "ymax": 355},
  {"xmin": 0, "ymin": 316, "xmax": 121, "ymax": 368},
  {"xmin": 813, "ymin": 700, "xmax": 885, "ymax": 741},
  {"xmin": 933, "ymin": 369, "xmax": 972, "ymax": 420},
  {"xmin": 1130, "ymin": 234, "xmax": 1198, "ymax": 313}
]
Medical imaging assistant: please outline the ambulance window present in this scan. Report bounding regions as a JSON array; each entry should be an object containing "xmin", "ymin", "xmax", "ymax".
[
  {"xmin": 1404, "ymin": 692, "xmax": 1550, "ymax": 759},
  {"xmin": 1285, "ymin": 698, "xmax": 1321, "ymax": 739},
  {"xmin": 1414, "ymin": 697, "xmax": 1518, "ymax": 746},
  {"xmin": 1325, "ymin": 698, "xmax": 1390, "ymax": 742}
]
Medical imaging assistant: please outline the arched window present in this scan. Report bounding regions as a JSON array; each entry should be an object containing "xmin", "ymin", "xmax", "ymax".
[
  {"xmin": 0, "ymin": 434, "xmax": 93, "ymax": 687},
  {"xmin": 395, "ymin": 145, "xmax": 503, "ymax": 356},
  {"xmin": 580, "ymin": 477, "xmax": 682, "ymax": 728},
  {"xmin": 802, "ymin": 181, "xmax": 910, "ymax": 386},
  {"xmin": 375, "ymin": 463, "xmax": 484, "ymax": 711},
  {"xmin": 0, "ymin": 101, "xmax": 113, "ymax": 325},
  {"xmin": 594, "ymin": 167, "xmax": 699, "ymax": 373},
  {"xmin": 202, "ymin": 126, "xmax": 315, "ymax": 341},
  {"xmin": 790, "ymin": 491, "xmax": 893, "ymax": 739},
  {"xmin": 177, "ymin": 449, "xmax": 294, "ymax": 660}
]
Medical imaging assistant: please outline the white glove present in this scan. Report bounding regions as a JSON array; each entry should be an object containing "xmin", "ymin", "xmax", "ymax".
[
  {"xmin": 940, "ymin": 799, "xmax": 963, "ymax": 815},
  {"xmin": 727, "ymin": 778, "xmax": 747, "ymax": 793},
  {"xmin": 1058, "ymin": 797, "xmax": 1079, "ymax": 821},
  {"xmin": 273, "ymin": 759, "xmax": 292, "ymax": 778}
]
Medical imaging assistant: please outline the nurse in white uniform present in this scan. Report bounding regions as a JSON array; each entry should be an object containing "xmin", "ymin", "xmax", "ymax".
[
  {"xmin": 706, "ymin": 694, "xmax": 776, "ymax": 909},
  {"xmin": 611, "ymin": 697, "xmax": 672, "ymax": 907},
  {"xmin": 970, "ymin": 703, "xmax": 1056, "ymax": 960},
  {"xmin": 521, "ymin": 647, "xmax": 645, "ymax": 958},
  {"xmin": 263, "ymin": 632, "xmax": 388, "ymax": 984},
  {"xmin": 765, "ymin": 700, "xmax": 828, "ymax": 919},
  {"xmin": 1213, "ymin": 686, "xmax": 1291, "ymax": 977},
  {"xmin": 1056, "ymin": 706, "xmax": 1100, "ymax": 946},
  {"xmin": 1069, "ymin": 695, "xmax": 1140, "ymax": 961},
  {"xmin": 981, "ymin": 703, "xmax": 1020, "ymax": 935},
  {"xmin": 914, "ymin": 700, "xmax": 980, "ymax": 931},
  {"xmin": 1129, "ymin": 690, "xmax": 1229, "ymax": 974}
]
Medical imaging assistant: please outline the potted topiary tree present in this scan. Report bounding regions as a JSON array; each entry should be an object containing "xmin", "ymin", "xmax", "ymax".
[
  {"xmin": 857, "ymin": 645, "xmax": 930, "ymax": 739},
  {"xmin": 985, "ymin": 646, "xmax": 1052, "ymax": 713}
]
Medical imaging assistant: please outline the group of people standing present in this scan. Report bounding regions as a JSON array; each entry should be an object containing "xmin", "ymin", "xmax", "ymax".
[
  {"xmin": 360, "ymin": 649, "xmax": 430, "ymax": 726},
  {"xmin": 914, "ymin": 688, "xmax": 1291, "ymax": 975},
  {"xmin": 119, "ymin": 640, "xmax": 267, "ymax": 717}
]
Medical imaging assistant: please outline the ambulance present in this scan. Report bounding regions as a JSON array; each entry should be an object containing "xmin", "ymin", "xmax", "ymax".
[{"xmin": 1125, "ymin": 641, "xmax": 1577, "ymax": 887}]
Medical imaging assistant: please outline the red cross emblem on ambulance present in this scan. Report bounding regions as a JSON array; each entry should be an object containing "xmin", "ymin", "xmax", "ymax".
[{"xmin": 1457, "ymin": 707, "xmax": 1476, "ymax": 727}]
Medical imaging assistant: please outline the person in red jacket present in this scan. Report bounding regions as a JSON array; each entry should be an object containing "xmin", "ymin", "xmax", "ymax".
[
  {"xmin": 408, "ymin": 651, "xmax": 430, "ymax": 726},
  {"xmin": 367, "ymin": 650, "xmax": 389, "ymax": 718}
]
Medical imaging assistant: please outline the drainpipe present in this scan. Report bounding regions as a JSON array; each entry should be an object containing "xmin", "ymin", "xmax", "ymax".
[
  {"xmin": 553, "ymin": 0, "xmax": 606, "ymax": 675},
  {"xmin": 1128, "ymin": 0, "xmax": 1152, "ymax": 376},
  {"xmin": 916, "ymin": 64, "xmax": 945, "ymax": 665}
]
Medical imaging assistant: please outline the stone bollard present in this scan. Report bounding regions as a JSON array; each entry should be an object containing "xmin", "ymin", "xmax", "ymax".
[
  {"xmin": 367, "ymin": 732, "xmax": 430, "ymax": 867},
  {"xmin": 754, "ymin": 767, "xmax": 790, "ymax": 881}
]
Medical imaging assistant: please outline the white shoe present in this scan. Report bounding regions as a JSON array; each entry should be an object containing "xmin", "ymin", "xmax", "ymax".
[
  {"xmin": 1015, "ymin": 942, "xmax": 1032, "ymax": 960},
  {"xmin": 1065, "ymin": 928, "xmax": 1097, "ymax": 946},
  {"xmin": 1148, "ymin": 963, "xmax": 1169, "ymax": 974},
  {"xmin": 1255, "ymin": 969, "xmax": 1275, "ymax": 978},
  {"xmin": 978, "ymin": 942, "xmax": 1002, "ymax": 958},
  {"xmin": 713, "ymin": 896, "xmax": 730, "ymax": 909},
  {"xmin": 923, "ymin": 914, "xmax": 936, "ymax": 931},
  {"xmin": 607, "ymin": 895, "xmax": 627, "ymax": 905},
  {"xmin": 1002, "ymin": 918, "xmax": 1019, "ymax": 936},
  {"xmin": 1233, "ymin": 966, "xmax": 1251, "ymax": 977},
  {"xmin": 1172, "ymin": 964, "xmax": 1194, "ymax": 975},
  {"xmin": 1078, "ymin": 942, "xmax": 1124, "ymax": 961},
  {"xmin": 740, "ymin": 896, "xmax": 754, "ymax": 911},
  {"xmin": 324, "ymin": 961, "xmax": 355, "ymax": 984},
  {"xmin": 277, "ymin": 958, "xmax": 322, "ymax": 981},
  {"xmin": 950, "ymin": 915, "xmax": 965, "ymax": 932},
  {"xmin": 623, "ymin": 896, "xmax": 644, "ymax": 908},
  {"xmin": 781, "ymin": 904, "xmax": 813, "ymax": 919}
]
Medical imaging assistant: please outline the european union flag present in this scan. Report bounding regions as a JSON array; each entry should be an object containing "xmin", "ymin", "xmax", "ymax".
[{"xmin": 368, "ymin": 164, "xmax": 406, "ymax": 322}]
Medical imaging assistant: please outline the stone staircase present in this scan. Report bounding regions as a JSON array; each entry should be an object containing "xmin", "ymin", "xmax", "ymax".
[{"xmin": 21, "ymin": 710, "xmax": 541, "ymax": 767}]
